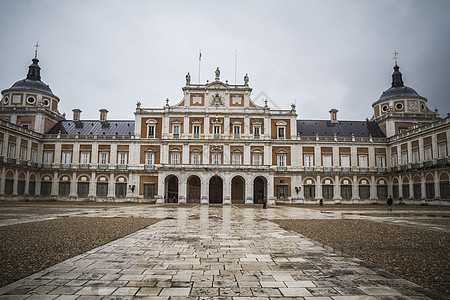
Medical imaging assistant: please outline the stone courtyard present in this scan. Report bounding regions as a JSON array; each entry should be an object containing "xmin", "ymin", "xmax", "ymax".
[{"xmin": 0, "ymin": 204, "xmax": 448, "ymax": 299}]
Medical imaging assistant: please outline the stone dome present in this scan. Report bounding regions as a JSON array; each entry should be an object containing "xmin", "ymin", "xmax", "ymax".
[{"xmin": 6, "ymin": 58, "xmax": 55, "ymax": 96}]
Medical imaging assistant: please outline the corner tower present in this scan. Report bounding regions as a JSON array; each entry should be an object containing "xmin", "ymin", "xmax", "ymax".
[
  {"xmin": 0, "ymin": 50, "xmax": 65, "ymax": 133},
  {"xmin": 371, "ymin": 58, "xmax": 437, "ymax": 138}
]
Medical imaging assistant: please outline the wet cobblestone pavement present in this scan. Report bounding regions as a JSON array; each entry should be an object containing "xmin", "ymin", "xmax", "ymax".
[{"xmin": 0, "ymin": 204, "xmax": 447, "ymax": 299}]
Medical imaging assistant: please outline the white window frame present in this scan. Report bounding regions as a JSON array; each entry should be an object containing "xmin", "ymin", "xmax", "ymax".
[
  {"xmin": 358, "ymin": 154, "xmax": 368, "ymax": 168},
  {"xmin": 145, "ymin": 152, "xmax": 155, "ymax": 166},
  {"xmin": 401, "ymin": 151, "xmax": 408, "ymax": 165},
  {"xmin": 412, "ymin": 149, "xmax": 419, "ymax": 163},
  {"xmin": 99, "ymin": 152, "xmax": 108, "ymax": 165},
  {"xmin": 118, "ymin": 152, "xmax": 127, "ymax": 165},
  {"xmin": 277, "ymin": 154, "xmax": 286, "ymax": 167},
  {"xmin": 44, "ymin": 151, "xmax": 53, "ymax": 164},
  {"xmin": 232, "ymin": 153, "xmax": 242, "ymax": 165},
  {"xmin": 376, "ymin": 155, "xmax": 385, "ymax": 168},
  {"xmin": 31, "ymin": 149, "xmax": 37, "ymax": 163},
  {"xmin": 20, "ymin": 146, "xmax": 27, "ymax": 161},
  {"xmin": 213, "ymin": 125, "xmax": 221, "ymax": 138},
  {"xmin": 212, "ymin": 153, "xmax": 221, "ymax": 165},
  {"xmin": 148, "ymin": 125, "xmax": 155, "ymax": 138},
  {"xmin": 340, "ymin": 154, "xmax": 350, "ymax": 167},
  {"xmin": 8, "ymin": 144, "xmax": 15, "ymax": 158},
  {"xmin": 62, "ymin": 151, "xmax": 71, "ymax": 164},
  {"xmin": 171, "ymin": 152, "xmax": 180, "ymax": 165},
  {"xmin": 253, "ymin": 154, "xmax": 262, "ymax": 166},
  {"xmin": 438, "ymin": 143, "xmax": 446, "ymax": 159},
  {"xmin": 173, "ymin": 125, "xmax": 180, "ymax": 138},
  {"xmin": 253, "ymin": 126, "xmax": 261, "ymax": 139},
  {"xmin": 233, "ymin": 125, "xmax": 241, "ymax": 139},
  {"xmin": 322, "ymin": 154, "xmax": 332, "ymax": 167},
  {"xmin": 193, "ymin": 125, "xmax": 200, "ymax": 138},
  {"xmin": 304, "ymin": 154, "xmax": 313, "ymax": 167},
  {"xmin": 192, "ymin": 153, "xmax": 201, "ymax": 165},
  {"xmin": 424, "ymin": 145, "xmax": 432, "ymax": 161},
  {"xmin": 277, "ymin": 127, "xmax": 285, "ymax": 140},
  {"xmin": 80, "ymin": 151, "xmax": 90, "ymax": 164},
  {"xmin": 391, "ymin": 153, "xmax": 398, "ymax": 167}
]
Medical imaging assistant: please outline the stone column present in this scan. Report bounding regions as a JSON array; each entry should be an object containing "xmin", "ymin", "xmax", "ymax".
[
  {"xmin": 70, "ymin": 171, "xmax": 77, "ymax": 198},
  {"xmin": 434, "ymin": 170, "xmax": 440, "ymax": 200},
  {"xmin": 0, "ymin": 168, "xmax": 5, "ymax": 195},
  {"xmin": 245, "ymin": 177, "xmax": 253, "ymax": 204},
  {"xmin": 334, "ymin": 175, "xmax": 341, "ymax": 203},
  {"xmin": 179, "ymin": 174, "xmax": 187, "ymax": 204},
  {"xmin": 352, "ymin": 175, "xmax": 359, "ymax": 203},
  {"xmin": 89, "ymin": 172, "xmax": 96, "ymax": 200},
  {"xmin": 267, "ymin": 173, "xmax": 275, "ymax": 205},
  {"xmin": 13, "ymin": 169, "xmax": 19, "ymax": 196},
  {"xmin": 201, "ymin": 173, "xmax": 209, "ymax": 205},
  {"xmin": 421, "ymin": 174, "xmax": 426, "ymax": 202},
  {"xmin": 370, "ymin": 175, "xmax": 377, "ymax": 203},
  {"xmin": 51, "ymin": 171, "xmax": 58, "ymax": 197}
]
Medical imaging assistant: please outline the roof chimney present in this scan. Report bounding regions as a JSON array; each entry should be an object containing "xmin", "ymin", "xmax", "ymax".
[
  {"xmin": 329, "ymin": 109, "xmax": 338, "ymax": 124},
  {"xmin": 72, "ymin": 109, "xmax": 82, "ymax": 121},
  {"xmin": 99, "ymin": 109, "xmax": 108, "ymax": 121}
]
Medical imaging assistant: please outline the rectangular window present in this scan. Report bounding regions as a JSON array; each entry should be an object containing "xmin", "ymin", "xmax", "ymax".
[
  {"xmin": 341, "ymin": 155, "xmax": 350, "ymax": 167},
  {"xmin": 213, "ymin": 125, "xmax": 220, "ymax": 138},
  {"xmin": 391, "ymin": 153, "xmax": 398, "ymax": 167},
  {"xmin": 193, "ymin": 125, "xmax": 200, "ymax": 138},
  {"xmin": 171, "ymin": 153, "xmax": 180, "ymax": 165},
  {"xmin": 402, "ymin": 184, "xmax": 410, "ymax": 199},
  {"xmin": 401, "ymin": 151, "xmax": 408, "ymax": 165},
  {"xmin": 145, "ymin": 152, "xmax": 154, "ymax": 165},
  {"xmin": 358, "ymin": 154, "xmax": 368, "ymax": 167},
  {"xmin": 17, "ymin": 181, "xmax": 25, "ymax": 195},
  {"xmin": 377, "ymin": 185, "xmax": 388, "ymax": 200},
  {"xmin": 304, "ymin": 154, "xmax": 313, "ymax": 167},
  {"xmin": 322, "ymin": 154, "xmax": 332, "ymax": 167},
  {"xmin": 118, "ymin": 152, "xmax": 127, "ymax": 165},
  {"xmin": 412, "ymin": 149, "xmax": 419, "ymax": 163},
  {"xmin": 8, "ymin": 144, "xmax": 15, "ymax": 158},
  {"xmin": 31, "ymin": 149, "xmax": 37, "ymax": 163},
  {"xmin": 44, "ymin": 151, "xmax": 53, "ymax": 164},
  {"xmin": 278, "ymin": 127, "xmax": 285, "ymax": 140},
  {"xmin": 5, "ymin": 179, "xmax": 14, "ymax": 195},
  {"xmin": 413, "ymin": 184, "xmax": 421, "ymax": 199},
  {"xmin": 99, "ymin": 152, "xmax": 108, "ymax": 165},
  {"xmin": 253, "ymin": 154, "xmax": 262, "ymax": 166},
  {"xmin": 425, "ymin": 183, "xmax": 435, "ymax": 199},
  {"xmin": 424, "ymin": 145, "xmax": 432, "ymax": 161},
  {"xmin": 29, "ymin": 181, "xmax": 36, "ymax": 196},
  {"xmin": 21, "ymin": 122, "xmax": 30, "ymax": 129},
  {"xmin": 115, "ymin": 183, "xmax": 127, "ymax": 198},
  {"xmin": 192, "ymin": 153, "xmax": 201, "ymax": 165},
  {"xmin": 144, "ymin": 183, "xmax": 155, "ymax": 198},
  {"xmin": 376, "ymin": 155, "xmax": 385, "ymax": 168},
  {"xmin": 148, "ymin": 125, "xmax": 155, "ymax": 138},
  {"xmin": 62, "ymin": 151, "xmax": 71, "ymax": 164},
  {"xmin": 212, "ymin": 154, "xmax": 221, "ymax": 165},
  {"xmin": 20, "ymin": 147, "xmax": 27, "ymax": 161},
  {"xmin": 173, "ymin": 125, "xmax": 180, "ymax": 138},
  {"xmin": 59, "ymin": 182, "xmax": 70, "ymax": 196},
  {"xmin": 322, "ymin": 185, "xmax": 334, "ymax": 200},
  {"xmin": 80, "ymin": 152, "xmax": 90, "ymax": 164},
  {"xmin": 440, "ymin": 181, "xmax": 449, "ymax": 200},
  {"xmin": 359, "ymin": 185, "xmax": 370, "ymax": 199},
  {"xmin": 77, "ymin": 182, "xmax": 89, "ymax": 197},
  {"xmin": 277, "ymin": 185, "xmax": 287, "ymax": 199},
  {"xmin": 97, "ymin": 183, "xmax": 108, "ymax": 197},
  {"xmin": 253, "ymin": 126, "xmax": 260, "ymax": 139},
  {"xmin": 233, "ymin": 126, "xmax": 241, "ymax": 139},
  {"xmin": 277, "ymin": 154, "xmax": 286, "ymax": 167},
  {"xmin": 438, "ymin": 143, "xmax": 446, "ymax": 158},
  {"xmin": 232, "ymin": 153, "xmax": 241, "ymax": 165},
  {"xmin": 304, "ymin": 185, "xmax": 315, "ymax": 199},
  {"xmin": 41, "ymin": 182, "xmax": 52, "ymax": 196},
  {"xmin": 341, "ymin": 185, "xmax": 352, "ymax": 200}
]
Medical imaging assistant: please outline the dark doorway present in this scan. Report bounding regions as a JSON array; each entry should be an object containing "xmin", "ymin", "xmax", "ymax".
[
  {"xmin": 187, "ymin": 175, "xmax": 201, "ymax": 203},
  {"xmin": 254, "ymin": 176, "xmax": 266, "ymax": 204},
  {"xmin": 209, "ymin": 176, "xmax": 223, "ymax": 204},
  {"xmin": 166, "ymin": 175, "xmax": 178, "ymax": 203},
  {"xmin": 231, "ymin": 176, "xmax": 245, "ymax": 204}
]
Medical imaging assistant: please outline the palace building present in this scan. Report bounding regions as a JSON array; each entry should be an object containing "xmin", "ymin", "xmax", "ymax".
[{"xmin": 0, "ymin": 55, "xmax": 449, "ymax": 205}]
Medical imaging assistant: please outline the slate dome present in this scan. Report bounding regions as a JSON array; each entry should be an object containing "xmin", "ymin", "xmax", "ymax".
[{"xmin": 6, "ymin": 58, "xmax": 55, "ymax": 96}]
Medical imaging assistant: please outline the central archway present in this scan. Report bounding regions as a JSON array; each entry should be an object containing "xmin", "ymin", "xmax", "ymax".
[
  {"xmin": 254, "ymin": 176, "xmax": 267, "ymax": 204},
  {"xmin": 187, "ymin": 175, "xmax": 201, "ymax": 203},
  {"xmin": 231, "ymin": 176, "xmax": 245, "ymax": 204},
  {"xmin": 165, "ymin": 175, "xmax": 178, "ymax": 203},
  {"xmin": 209, "ymin": 176, "xmax": 223, "ymax": 204}
]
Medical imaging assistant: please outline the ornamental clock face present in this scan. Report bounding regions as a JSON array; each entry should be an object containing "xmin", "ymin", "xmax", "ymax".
[{"xmin": 409, "ymin": 102, "xmax": 417, "ymax": 111}]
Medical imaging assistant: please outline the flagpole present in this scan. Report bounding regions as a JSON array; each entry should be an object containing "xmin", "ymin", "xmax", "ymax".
[
  {"xmin": 234, "ymin": 50, "xmax": 237, "ymax": 85},
  {"xmin": 198, "ymin": 49, "xmax": 201, "ymax": 83}
]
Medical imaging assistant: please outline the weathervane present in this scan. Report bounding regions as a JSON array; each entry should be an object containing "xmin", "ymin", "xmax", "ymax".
[
  {"xmin": 393, "ymin": 50, "xmax": 399, "ymax": 65},
  {"xmin": 34, "ymin": 41, "xmax": 40, "ymax": 59}
]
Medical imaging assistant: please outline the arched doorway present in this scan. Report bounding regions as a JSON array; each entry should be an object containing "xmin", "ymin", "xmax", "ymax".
[
  {"xmin": 254, "ymin": 176, "xmax": 266, "ymax": 204},
  {"xmin": 209, "ymin": 176, "xmax": 223, "ymax": 204},
  {"xmin": 187, "ymin": 175, "xmax": 201, "ymax": 203},
  {"xmin": 165, "ymin": 175, "xmax": 178, "ymax": 203},
  {"xmin": 231, "ymin": 176, "xmax": 245, "ymax": 204}
]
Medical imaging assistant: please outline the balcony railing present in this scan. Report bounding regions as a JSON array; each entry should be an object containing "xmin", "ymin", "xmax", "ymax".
[
  {"xmin": 21, "ymin": 160, "xmax": 28, "ymax": 166},
  {"xmin": 304, "ymin": 166, "xmax": 314, "ymax": 172},
  {"xmin": 254, "ymin": 134, "xmax": 260, "ymax": 139},
  {"xmin": 400, "ymin": 165, "xmax": 408, "ymax": 171},
  {"xmin": 61, "ymin": 164, "xmax": 71, "ymax": 169},
  {"xmin": 341, "ymin": 167, "xmax": 351, "ymax": 173},
  {"xmin": 117, "ymin": 165, "xmax": 127, "ymax": 170},
  {"xmin": 98, "ymin": 164, "xmax": 109, "ymax": 170},
  {"xmin": 213, "ymin": 133, "xmax": 220, "ymax": 139},
  {"xmin": 234, "ymin": 134, "xmax": 241, "ymax": 139},
  {"xmin": 193, "ymin": 133, "xmax": 200, "ymax": 138},
  {"xmin": 377, "ymin": 167, "xmax": 387, "ymax": 173},
  {"xmin": 277, "ymin": 166, "xmax": 287, "ymax": 172},
  {"xmin": 144, "ymin": 164, "xmax": 155, "ymax": 170},
  {"xmin": 437, "ymin": 158, "xmax": 448, "ymax": 166},
  {"xmin": 359, "ymin": 167, "xmax": 369, "ymax": 173},
  {"xmin": 411, "ymin": 163, "xmax": 421, "ymax": 169},
  {"xmin": 7, "ymin": 158, "xmax": 16, "ymax": 164},
  {"xmin": 30, "ymin": 162, "xmax": 38, "ymax": 168},
  {"xmin": 79, "ymin": 164, "xmax": 90, "ymax": 169},
  {"xmin": 423, "ymin": 161, "xmax": 434, "ymax": 167},
  {"xmin": 173, "ymin": 133, "xmax": 179, "ymax": 139},
  {"xmin": 43, "ymin": 163, "xmax": 52, "ymax": 169}
]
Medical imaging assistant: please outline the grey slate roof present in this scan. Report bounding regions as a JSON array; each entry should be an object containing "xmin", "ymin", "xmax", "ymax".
[
  {"xmin": 378, "ymin": 85, "xmax": 422, "ymax": 101},
  {"xmin": 297, "ymin": 120, "xmax": 385, "ymax": 138},
  {"xmin": 10, "ymin": 78, "xmax": 53, "ymax": 94},
  {"xmin": 47, "ymin": 120, "xmax": 135, "ymax": 135}
]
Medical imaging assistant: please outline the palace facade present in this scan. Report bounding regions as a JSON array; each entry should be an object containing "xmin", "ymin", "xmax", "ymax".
[{"xmin": 0, "ymin": 56, "xmax": 449, "ymax": 205}]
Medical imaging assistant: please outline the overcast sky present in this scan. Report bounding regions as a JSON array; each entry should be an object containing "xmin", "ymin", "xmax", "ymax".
[{"xmin": 0, "ymin": 0, "xmax": 449, "ymax": 121}]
